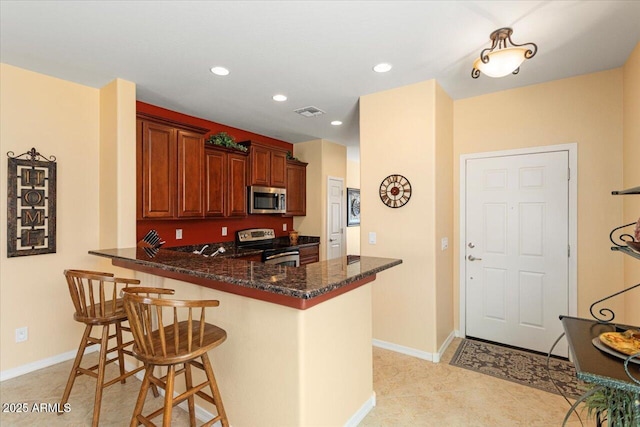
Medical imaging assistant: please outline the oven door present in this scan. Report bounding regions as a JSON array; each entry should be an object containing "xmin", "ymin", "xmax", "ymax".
[{"xmin": 262, "ymin": 249, "xmax": 300, "ymax": 267}]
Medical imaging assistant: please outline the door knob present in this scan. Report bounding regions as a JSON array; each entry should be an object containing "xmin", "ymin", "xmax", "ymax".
[
  {"xmin": 329, "ymin": 238, "xmax": 336, "ymax": 242},
  {"xmin": 467, "ymin": 255, "xmax": 482, "ymax": 261},
  {"xmin": 468, "ymin": 242, "xmax": 475, "ymax": 248}
]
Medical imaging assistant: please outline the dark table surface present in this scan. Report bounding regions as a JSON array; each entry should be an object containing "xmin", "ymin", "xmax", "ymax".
[{"xmin": 560, "ymin": 315, "xmax": 640, "ymax": 393}]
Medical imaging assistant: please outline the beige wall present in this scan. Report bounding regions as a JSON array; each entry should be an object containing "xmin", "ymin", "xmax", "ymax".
[
  {"xmin": 346, "ymin": 158, "xmax": 361, "ymax": 255},
  {"xmin": 293, "ymin": 139, "xmax": 347, "ymax": 261},
  {"xmin": 360, "ymin": 80, "xmax": 440, "ymax": 354},
  {"xmin": 623, "ymin": 43, "xmax": 640, "ymax": 326},
  {"xmin": 99, "ymin": 78, "xmax": 137, "ymax": 249},
  {"xmin": 1, "ymin": 64, "xmax": 97, "ymax": 371},
  {"xmin": 434, "ymin": 84, "xmax": 454, "ymax": 348},
  {"xmin": 454, "ymin": 69, "xmax": 625, "ymax": 325}
]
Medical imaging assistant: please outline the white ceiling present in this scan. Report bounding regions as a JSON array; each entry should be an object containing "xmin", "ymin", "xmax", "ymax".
[{"xmin": 2, "ymin": 1, "xmax": 639, "ymax": 153}]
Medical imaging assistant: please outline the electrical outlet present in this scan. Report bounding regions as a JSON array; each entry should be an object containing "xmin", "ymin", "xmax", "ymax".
[
  {"xmin": 283, "ymin": 223, "xmax": 287, "ymax": 232},
  {"xmin": 222, "ymin": 227, "xmax": 228, "ymax": 237},
  {"xmin": 441, "ymin": 237, "xmax": 449, "ymax": 251},
  {"xmin": 176, "ymin": 229, "xmax": 183, "ymax": 240},
  {"xmin": 16, "ymin": 327, "xmax": 28, "ymax": 343}
]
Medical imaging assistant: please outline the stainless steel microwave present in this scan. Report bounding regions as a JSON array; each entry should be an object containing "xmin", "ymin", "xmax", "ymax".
[{"xmin": 248, "ymin": 186, "xmax": 286, "ymax": 214}]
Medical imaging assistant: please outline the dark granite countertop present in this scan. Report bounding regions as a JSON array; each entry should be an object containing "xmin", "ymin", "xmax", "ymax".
[{"xmin": 89, "ymin": 247, "xmax": 401, "ymax": 309}]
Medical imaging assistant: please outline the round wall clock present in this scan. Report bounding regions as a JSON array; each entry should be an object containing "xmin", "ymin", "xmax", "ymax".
[{"xmin": 379, "ymin": 174, "xmax": 412, "ymax": 208}]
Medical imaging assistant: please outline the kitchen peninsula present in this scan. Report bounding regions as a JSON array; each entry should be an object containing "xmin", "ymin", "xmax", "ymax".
[{"xmin": 90, "ymin": 247, "xmax": 402, "ymax": 426}]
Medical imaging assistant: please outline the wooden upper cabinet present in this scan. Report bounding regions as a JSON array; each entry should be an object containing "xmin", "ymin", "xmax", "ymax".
[
  {"xmin": 140, "ymin": 120, "xmax": 176, "ymax": 219},
  {"xmin": 137, "ymin": 113, "xmax": 208, "ymax": 220},
  {"xmin": 241, "ymin": 141, "xmax": 288, "ymax": 188},
  {"xmin": 204, "ymin": 148, "xmax": 226, "ymax": 217},
  {"xmin": 177, "ymin": 130, "xmax": 205, "ymax": 218},
  {"xmin": 227, "ymin": 152, "xmax": 248, "ymax": 216},
  {"xmin": 204, "ymin": 146, "xmax": 248, "ymax": 218},
  {"xmin": 286, "ymin": 160, "xmax": 308, "ymax": 216},
  {"xmin": 270, "ymin": 150, "xmax": 287, "ymax": 188},
  {"xmin": 250, "ymin": 144, "xmax": 271, "ymax": 186}
]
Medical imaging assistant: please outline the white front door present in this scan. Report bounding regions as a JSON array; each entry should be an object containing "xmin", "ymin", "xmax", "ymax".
[
  {"xmin": 327, "ymin": 177, "xmax": 344, "ymax": 260},
  {"xmin": 465, "ymin": 151, "xmax": 569, "ymax": 356}
]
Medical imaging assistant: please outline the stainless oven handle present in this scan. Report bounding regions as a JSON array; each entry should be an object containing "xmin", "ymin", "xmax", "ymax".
[{"xmin": 264, "ymin": 251, "xmax": 299, "ymax": 260}]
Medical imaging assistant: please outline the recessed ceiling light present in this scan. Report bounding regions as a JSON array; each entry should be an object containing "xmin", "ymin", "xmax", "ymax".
[
  {"xmin": 373, "ymin": 63, "xmax": 392, "ymax": 73},
  {"xmin": 331, "ymin": 121, "xmax": 343, "ymax": 126},
  {"xmin": 210, "ymin": 66, "xmax": 230, "ymax": 76},
  {"xmin": 272, "ymin": 94, "xmax": 287, "ymax": 102}
]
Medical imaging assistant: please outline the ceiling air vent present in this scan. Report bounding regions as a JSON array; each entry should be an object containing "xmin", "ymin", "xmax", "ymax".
[{"xmin": 294, "ymin": 106, "xmax": 325, "ymax": 118}]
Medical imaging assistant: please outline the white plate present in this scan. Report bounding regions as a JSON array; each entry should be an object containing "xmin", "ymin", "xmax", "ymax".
[{"xmin": 592, "ymin": 337, "xmax": 640, "ymax": 365}]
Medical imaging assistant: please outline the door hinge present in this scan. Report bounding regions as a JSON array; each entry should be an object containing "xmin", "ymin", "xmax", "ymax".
[
  {"xmin": 568, "ymin": 244, "xmax": 571, "ymax": 257},
  {"xmin": 568, "ymin": 167, "xmax": 570, "ymax": 181}
]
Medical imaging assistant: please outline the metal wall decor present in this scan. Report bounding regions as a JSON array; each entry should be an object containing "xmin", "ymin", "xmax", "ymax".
[
  {"xmin": 7, "ymin": 148, "xmax": 57, "ymax": 257},
  {"xmin": 347, "ymin": 188, "xmax": 360, "ymax": 227}
]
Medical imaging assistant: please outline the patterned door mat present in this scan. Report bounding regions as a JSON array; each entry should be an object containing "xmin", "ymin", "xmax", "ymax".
[{"xmin": 450, "ymin": 338, "xmax": 584, "ymax": 399}]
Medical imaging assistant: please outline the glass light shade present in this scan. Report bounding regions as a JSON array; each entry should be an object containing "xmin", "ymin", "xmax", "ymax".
[{"xmin": 473, "ymin": 47, "xmax": 527, "ymax": 78}]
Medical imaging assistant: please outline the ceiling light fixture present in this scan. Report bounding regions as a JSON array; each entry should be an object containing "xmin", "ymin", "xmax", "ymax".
[
  {"xmin": 272, "ymin": 94, "xmax": 287, "ymax": 102},
  {"xmin": 210, "ymin": 66, "xmax": 230, "ymax": 76},
  {"xmin": 331, "ymin": 121, "xmax": 342, "ymax": 126},
  {"xmin": 471, "ymin": 28, "xmax": 537, "ymax": 79},
  {"xmin": 373, "ymin": 63, "xmax": 392, "ymax": 73}
]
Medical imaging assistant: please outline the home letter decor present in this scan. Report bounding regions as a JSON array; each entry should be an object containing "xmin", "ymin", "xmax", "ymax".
[{"xmin": 7, "ymin": 148, "xmax": 57, "ymax": 257}]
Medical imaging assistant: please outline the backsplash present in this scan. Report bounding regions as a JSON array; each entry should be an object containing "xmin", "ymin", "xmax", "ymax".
[{"xmin": 136, "ymin": 216, "xmax": 294, "ymax": 247}]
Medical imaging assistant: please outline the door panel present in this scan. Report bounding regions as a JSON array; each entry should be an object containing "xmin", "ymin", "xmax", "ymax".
[
  {"xmin": 177, "ymin": 130, "xmax": 204, "ymax": 218},
  {"xmin": 465, "ymin": 151, "xmax": 569, "ymax": 356},
  {"xmin": 327, "ymin": 178, "xmax": 344, "ymax": 260}
]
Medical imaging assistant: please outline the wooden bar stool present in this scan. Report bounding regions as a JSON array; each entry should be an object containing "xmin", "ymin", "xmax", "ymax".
[
  {"xmin": 60, "ymin": 269, "xmax": 150, "ymax": 427},
  {"xmin": 122, "ymin": 287, "xmax": 229, "ymax": 427}
]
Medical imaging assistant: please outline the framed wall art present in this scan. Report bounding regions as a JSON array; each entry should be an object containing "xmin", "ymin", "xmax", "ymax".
[
  {"xmin": 7, "ymin": 147, "xmax": 57, "ymax": 257},
  {"xmin": 347, "ymin": 187, "xmax": 360, "ymax": 227}
]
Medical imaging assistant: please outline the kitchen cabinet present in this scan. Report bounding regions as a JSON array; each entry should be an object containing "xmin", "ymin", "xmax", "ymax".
[
  {"xmin": 286, "ymin": 160, "xmax": 308, "ymax": 216},
  {"xmin": 299, "ymin": 244, "xmax": 319, "ymax": 265},
  {"xmin": 204, "ymin": 146, "xmax": 248, "ymax": 217},
  {"xmin": 137, "ymin": 113, "xmax": 208, "ymax": 219},
  {"xmin": 239, "ymin": 140, "xmax": 288, "ymax": 188}
]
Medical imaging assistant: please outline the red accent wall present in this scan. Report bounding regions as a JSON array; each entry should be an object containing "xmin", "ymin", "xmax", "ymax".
[{"xmin": 136, "ymin": 102, "xmax": 295, "ymax": 246}]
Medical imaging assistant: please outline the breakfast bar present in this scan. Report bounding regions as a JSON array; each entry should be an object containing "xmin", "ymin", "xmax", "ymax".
[{"xmin": 90, "ymin": 247, "xmax": 402, "ymax": 426}]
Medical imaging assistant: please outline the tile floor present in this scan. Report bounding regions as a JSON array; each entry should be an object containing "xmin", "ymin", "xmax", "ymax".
[{"xmin": 0, "ymin": 338, "xmax": 587, "ymax": 426}]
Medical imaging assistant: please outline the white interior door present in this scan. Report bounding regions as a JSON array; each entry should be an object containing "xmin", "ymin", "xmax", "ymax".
[
  {"xmin": 465, "ymin": 151, "xmax": 569, "ymax": 356},
  {"xmin": 327, "ymin": 177, "xmax": 344, "ymax": 260}
]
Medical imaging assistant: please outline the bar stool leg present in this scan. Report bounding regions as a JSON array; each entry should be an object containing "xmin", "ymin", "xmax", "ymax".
[
  {"xmin": 130, "ymin": 365, "xmax": 153, "ymax": 427},
  {"xmin": 184, "ymin": 362, "xmax": 196, "ymax": 427},
  {"xmin": 201, "ymin": 353, "xmax": 229, "ymax": 427},
  {"xmin": 59, "ymin": 324, "xmax": 93, "ymax": 412},
  {"xmin": 91, "ymin": 325, "xmax": 110, "ymax": 427},
  {"xmin": 163, "ymin": 365, "xmax": 176, "ymax": 427},
  {"xmin": 115, "ymin": 322, "xmax": 127, "ymax": 384}
]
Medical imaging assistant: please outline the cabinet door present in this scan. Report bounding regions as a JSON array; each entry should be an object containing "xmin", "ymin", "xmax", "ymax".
[
  {"xmin": 286, "ymin": 162, "xmax": 307, "ymax": 216},
  {"xmin": 141, "ymin": 121, "xmax": 176, "ymax": 218},
  {"xmin": 177, "ymin": 130, "xmax": 204, "ymax": 218},
  {"xmin": 270, "ymin": 150, "xmax": 287, "ymax": 188},
  {"xmin": 228, "ymin": 153, "xmax": 248, "ymax": 217},
  {"xmin": 250, "ymin": 145, "xmax": 271, "ymax": 186},
  {"xmin": 299, "ymin": 245, "xmax": 319, "ymax": 265},
  {"xmin": 205, "ymin": 148, "xmax": 226, "ymax": 217}
]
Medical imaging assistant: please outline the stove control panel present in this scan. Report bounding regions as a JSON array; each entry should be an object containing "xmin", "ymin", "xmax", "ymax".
[{"xmin": 236, "ymin": 228, "xmax": 276, "ymax": 243}]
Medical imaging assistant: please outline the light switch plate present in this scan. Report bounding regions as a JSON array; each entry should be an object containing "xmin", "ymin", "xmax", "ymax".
[
  {"xmin": 368, "ymin": 232, "xmax": 376, "ymax": 244},
  {"xmin": 441, "ymin": 237, "xmax": 449, "ymax": 251},
  {"xmin": 222, "ymin": 227, "xmax": 228, "ymax": 236},
  {"xmin": 283, "ymin": 223, "xmax": 287, "ymax": 231},
  {"xmin": 176, "ymin": 229, "xmax": 183, "ymax": 240}
]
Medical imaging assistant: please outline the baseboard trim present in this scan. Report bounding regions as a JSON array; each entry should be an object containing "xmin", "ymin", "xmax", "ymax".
[
  {"xmin": 344, "ymin": 392, "xmax": 376, "ymax": 427},
  {"xmin": 372, "ymin": 339, "xmax": 434, "ymax": 361},
  {"xmin": 372, "ymin": 330, "xmax": 457, "ymax": 364},
  {"xmin": 0, "ymin": 345, "xmax": 99, "ymax": 382}
]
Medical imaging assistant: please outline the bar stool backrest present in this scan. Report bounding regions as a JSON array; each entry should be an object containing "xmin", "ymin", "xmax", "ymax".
[
  {"xmin": 122, "ymin": 288, "xmax": 224, "ymax": 365},
  {"xmin": 64, "ymin": 269, "xmax": 140, "ymax": 324}
]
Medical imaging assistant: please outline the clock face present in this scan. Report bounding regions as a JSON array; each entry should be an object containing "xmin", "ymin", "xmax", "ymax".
[{"xmin": 379, "ymin": 174, "xmax": 412, "ymax": 208}]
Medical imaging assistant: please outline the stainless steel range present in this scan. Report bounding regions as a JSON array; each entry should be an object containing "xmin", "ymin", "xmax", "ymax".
[{"xmin": 236, "ymin": 228, "xmax": 300, "ymax": 267}]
